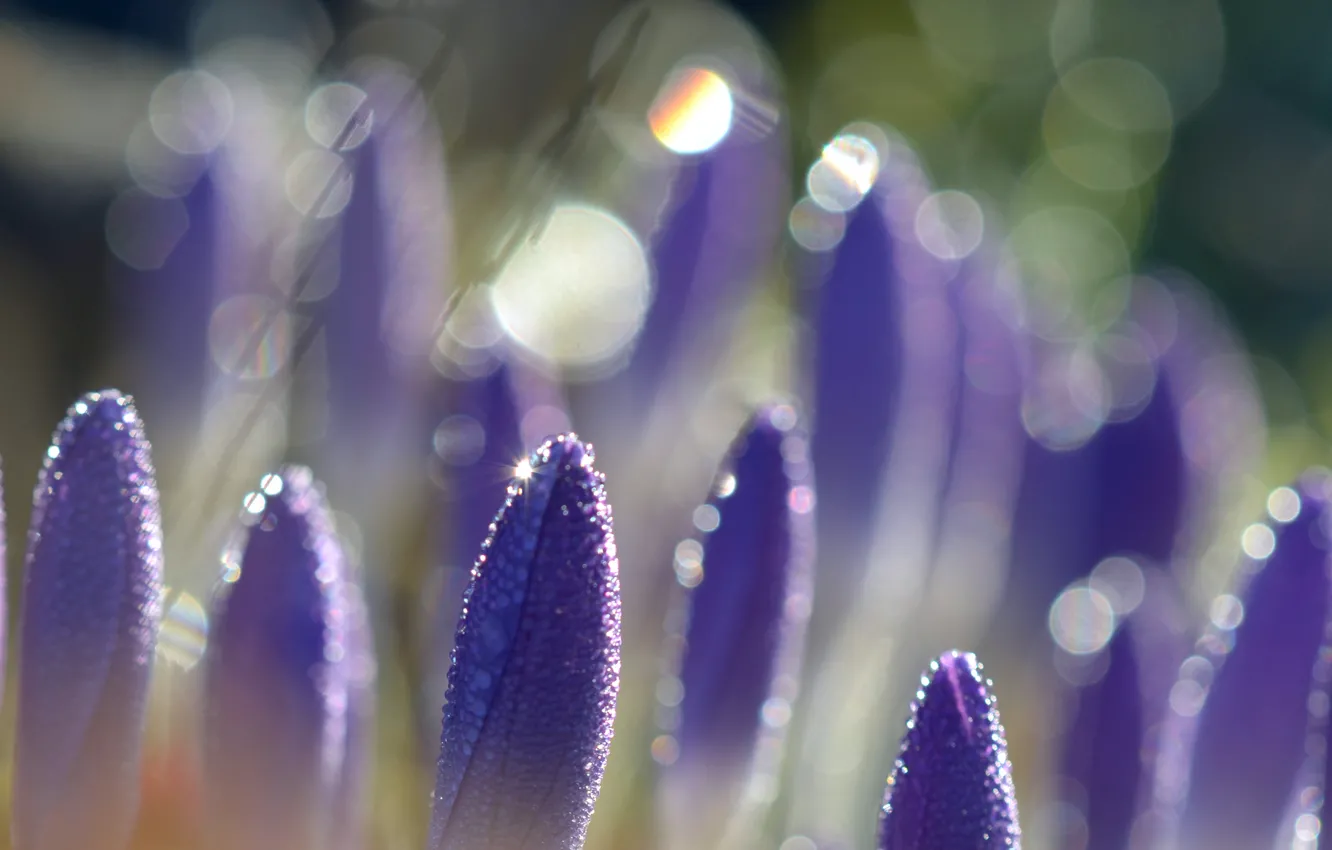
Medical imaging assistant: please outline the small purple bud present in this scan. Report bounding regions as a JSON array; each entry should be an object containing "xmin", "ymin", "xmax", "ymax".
[
  {"xmin": 1164, "ymin": 477, "xmax": 1332, "ymax": 849},
  {"xmin": 660, "ymin": 406, "xmax": 814, "ymax": 844},
  {"xmin": 879, "ymin": 651, "xmax": 1021, "ymax": 850},
  {"xmin": 15, "ymin": 390, "xmax": 164, "ymax": 850},
  {"xmin": 429, "ymin": 435, "xmax": 621, "ymax": 850},
  {"xmin": 202, "ymin": 466, "xmax": 354, "ymax": 850}
]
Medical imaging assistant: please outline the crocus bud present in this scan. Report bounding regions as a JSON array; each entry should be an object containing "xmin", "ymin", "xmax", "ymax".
[
  {"xmin": 15, "ymin": 390, "xmax": 164, "ymax": 850},
  {"xmin": 1058, "ymin": 626, "xmax": 1143, "ymax": 850},
  {"xmin": 202, "ymin": 467, "xmax": 354, "ymax": 850},
  {"xmin": 879, "ymin": 651, "xmax": 1021, "ymax": 850},
  {"xmin": 659, "ymin": 406, "xmax": 814, "ymax": 848},
  {"xmin": 1157, "ymin": 476, "xmax": 1332, "ymax": 849},
  {"xmin": 429, "ymin": 435, "xmax": 621, "ymax": 850}
]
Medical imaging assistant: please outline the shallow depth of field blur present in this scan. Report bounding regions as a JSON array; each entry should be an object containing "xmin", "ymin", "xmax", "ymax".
[{"xmin": 0, "ymin": 0, "xmax": 1328, "ymax": 848}]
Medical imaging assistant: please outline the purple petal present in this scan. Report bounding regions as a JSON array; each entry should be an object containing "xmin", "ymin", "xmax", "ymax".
[
  {"xmin": 660, "ymin": 407, "xmax": 814, "ymax": 839},
  {"xmin": 115, "ymin": 171, "xmax": 218, "ymax": 428},
  {"xmin": 15, "ymin": 389, "xmax": 164, "ymax": 850},
  {"xmin": 1163, "ymin": 476, "xmax": 1332, "ymax": 849},
  {"xmin": 320, "ymin": 69, "xmax": 450, "ymax": 494},
  {"xmin": 429, "ymin": 435, "xmax": 621, "ymax": 850},
  {"xmin": 1011, "ymin": 374, "xmax": 1186, "ymax": 611},
  {"xmin": 202, "ymin": 466, "xmax": 353, "ymax": 850},
  {"xmin": 1056, "ymin": 570, "xmax": 1190, "ymax": 850},
  {"xmin": 807, "ymin": 194, "xmax": 901, "ymax": 586},
  {"xmin": 879, "ymin": 651, "xmax": 1021, "ymax": 850},
  {"xmin": 332, "ymin": 576, "xmax": 376, "ymax": 850},
  {"xmin": 432, "ymin": 366, "xmax": 527, "ymax": 643},
  {"xmin": 618, "ymin": 122, "xmax": 787, "ymax": 406},
  {"xmin": 1058, "ymin": 626, "xmax": 1143, "ymax": 850}
]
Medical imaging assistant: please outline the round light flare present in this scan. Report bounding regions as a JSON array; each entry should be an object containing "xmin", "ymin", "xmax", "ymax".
[
  {"xmin": 1043, "ymin": 57, "xmax": 1174, "ymax": 192},
  {"xmin": 305, "ymin": 82, "xmax": 373, "ymax": 151},
  {"xmin": 514, "ymin": 458, "xmax": 534, "ymax": 480},
  {"xmin": 1049, "ymin": 584, "xmax": 1117, "ymax": 655},
  {"xmin": 648, "ymin": 66, "xmax": 735, "ymax": 155},
  {"xmin": 1241, "ymin": 522, "xmax": 1277, "ymax": 560},
  {"xmin": 807, "ymin": 133, "xmax": 881, "ymax": 213},
  {"xmin": 914, "ymin": 190, "xmax": 984, "ymax": 260},
  {"xmin": 490, "ymin": 204, "xmax": 650, "ymax": 372},
  {"xmin": 788, "ymin": 197, "xmax": 846, "ymax": 252},
  {"xmin": 1267, "ymin": 485, "xmax": 1302, "ymax": 523},
  {"xmin": 149, "ymin": 69, "xmax": 234, "ymax": 155}
]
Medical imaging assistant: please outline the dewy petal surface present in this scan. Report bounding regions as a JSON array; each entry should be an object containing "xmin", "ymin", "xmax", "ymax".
[
  {"xmin": 1169, "ymin": 476, "xmax": 1332, "ymax": 849},
  {"xmin": 879, "ymin": 651, "xmax": 1021, "ymax": 850},
  {"xmin": 202, "ymin": 466, "xmax": 352, "ymax": 850},
  {"xmin": 429, "ymin": 434, "xmax": 621, "ymax": 850},
  {"xmin": 661, "ymin": 407, "xmax": 814, "ymax": 845},
  {"xmin": 15, "ymin": 389, "xmax": 164, "ymax": 850}
]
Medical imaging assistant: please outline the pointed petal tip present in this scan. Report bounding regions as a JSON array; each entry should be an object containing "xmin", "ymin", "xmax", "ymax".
[
  {"xmin": 203, "ymin": 465, "xmax": 352, "ymax": 850},
  {"xmin": 880, "ymin": 651, "xmax": 1021, "ymax": 850},
  {"xmin": 17, "ymin": 388, "xmax": 163, "ymax": 850},
  {"xmin": 430, "ymin": 431, "xmax": 620, "ymax": 850}
]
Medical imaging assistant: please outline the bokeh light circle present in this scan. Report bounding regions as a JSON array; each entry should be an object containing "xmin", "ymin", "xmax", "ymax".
[{"xmin": 490, "ymin": 204, "xmax": 650, "ymax": 371}]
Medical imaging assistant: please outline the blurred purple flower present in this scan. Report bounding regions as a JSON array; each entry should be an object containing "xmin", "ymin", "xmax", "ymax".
[
  {"xmin": 429, "ymin": 435, "xmax": 621, "ymax": 850},
  {"xmin": 319, "ymin": 68, "xmax": 450, "ymax": 503},
  {"xmin": 15, "ymin": 390, "xmax": 164, "ymax": 850},
  {"xmin": 616, "ymin": 124, "xmax": 787, "ymax": 409},
  {"xmin": 659, "ymin": 406, "xmax": 814, "ymax": 846},
  {"xmin": 1157, "ymin": 475, "xmax": 1331, "ymax": 848},
  {"xmin": 878, "ymin": 651, "xmax": 1021, "ymax": 850},
  {"xmin": 202, "ymin": 466, "xmax": 366, "ymax": 850}
]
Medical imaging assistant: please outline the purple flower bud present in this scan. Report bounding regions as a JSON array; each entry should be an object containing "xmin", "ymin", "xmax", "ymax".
[
  {"xmin": 15, "ymin": 389, "xmax": 164, "ymax": 850},
  {"xmin": 320, "ymin": 69, "xmax": 450, "ymax": 502},
  {"xmin": 1163, "ymin": 477, "xmax": 1332, "ymax": 849},
  {"xmin": 879, "ymin": 651, "xmax": 1021, "ymax": 850},
  {"xmin": 659, "ymin": 406, "xmax": 814, "ymax": 844},
  {"xmin": 202, "ymin": 466, "xmax": 355, "ymax": 850},
  {"xmin": 1010, "ymin": 373, "xmax": 1186, "ymax": 614},
  {"xmin": 1058, "ymin": 626, "xmax": 1143, "ymax": 850},
  {"xmin": 808, "ymin": 195, "xmax": 900, "ymax": 589},
  {"xmin": 1055, "ymin": 571, "xmax": 1189, "ymax": 850},
  {"xmin": 115, "ymin": 171, "xmax": 219, "ymax": 427},
  {"xmin": 429, "ymin": 435, "xmax": 621, "ymax": 850},
  {"xmin": 619, "ymin": 124, "xmax": 787, "ymax": 407}
]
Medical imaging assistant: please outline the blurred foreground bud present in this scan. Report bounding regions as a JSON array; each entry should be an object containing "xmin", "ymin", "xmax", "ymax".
[
  {"xmin": 429, "ymin": 435, "xmax": 621, "ymax": 850},
  {"xmin": 1157, "ymin": 476, "xmax": 1332, "ymax": 849},
  {"xmin": 659, "ymin": 406, "xmax": 814, "ymax": 848},
  {"xmin": 879, "ymin": 651, "xmax": 1021, "ymax": 850},
  {"xmin": 15, "ymin": 390, "xmax": 164, "ymax": 850},
  {"xmin": 202, "ymin": 467, "xmax": 361, "ymax": 850}
]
